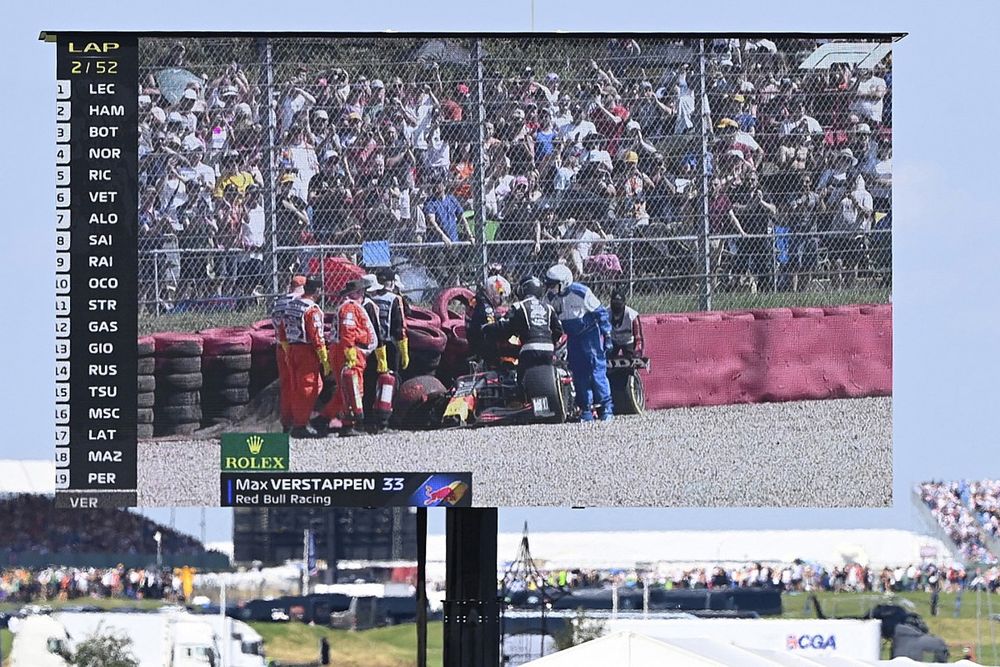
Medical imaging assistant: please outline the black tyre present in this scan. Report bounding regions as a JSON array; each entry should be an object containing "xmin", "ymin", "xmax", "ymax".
[
  {"xmin": 154, "ymin": 421, "xmax": 200, "ymax": 436},
  {"xmin": 157, "ymin": 356, "xmax": 202, "ymax": 374},
  {"xmin": 209, "ymin": 372, "xmax": 250, "ymax": 389},
  {"xmin": 137, "ymin": 375, "xmax": 156, "ymax": 393},
  {"xmin": 213, "ymin": 387, "xmax": 250, "ymax": 405},
  {"xmin": 137, "ymin": 408, "xmax": 154, "ymax": 424},
  {"xmin": 216, "ymin": 404, "xmax": 248, "ymax": 421},
  {"xmin": 611, "ymin": 372, "xmax": 645, "ymax": 416},
  {"xmin": 155, "ymin": 405, "xmax": 202, "ymax": 423},
  {"xmin": 137, "ymin": 357, "xmax": 155, "ymax": 375},
  {"xmin": 137, "ymin": 337, "xmax": 155, "ymax": 356},
  {"xmin": 155, "ymin": 391, "xmax": 200, "ymax": 407},
  {"xmin": 521, "ymin": 365, "xmax": 566, "ymax": 424},
  {"xmin": 136, "ymin": 423, "xmax": 154, "ymax": 439},
  {"xmin": 205, "ymin": 354, "xmax": 253, "ymax": 372},
  {"xmin": 137, "ymin": 391, "xmax": 155, "ymax": 408},
  {"xmin": 159, "ymin": 373, "xmax": 203, "ymax": 391}
]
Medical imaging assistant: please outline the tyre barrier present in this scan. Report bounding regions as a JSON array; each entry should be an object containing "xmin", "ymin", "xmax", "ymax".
[
  {"xmin": 137, "ymin": 337, "xmax": 155, "ymax": 440},
  {"xmin": 200, "ymin": 331, "xmax": 254, "ymax": 427},
  {"xmin": 152, "ymin": 333, "xmax": 204, "ymax": 437},
  {"xmin": 402, "ymin": 321, "xmax": 448, "ymax": 380},
  {"xmin": 249, "ymin": 329, "xmax": 278, "ymax": 397},
  {"xmin": 437, "ymin": 321, "xmax": 470, "ymax": 387},
  {"xmin": 434, "ymin": 286, "xmax": 476, "ymax": 323},
  {"xmin": 639, "ymin": 304, "xmax": 892, "ymax": 409},
  {"xmin": 407, "ymin": 305, "xmax": 443, "ymax": 330}
]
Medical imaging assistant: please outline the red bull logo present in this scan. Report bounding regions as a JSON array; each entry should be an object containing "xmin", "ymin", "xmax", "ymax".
[{"xmin": 424, "ymin": 480, "xmax": 469, "ymax": 506}]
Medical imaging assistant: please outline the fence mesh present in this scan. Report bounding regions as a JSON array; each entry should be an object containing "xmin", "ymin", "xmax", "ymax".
[{"xmin": 137, "ymin": 36, "xmax": 892, "ymax": 334}]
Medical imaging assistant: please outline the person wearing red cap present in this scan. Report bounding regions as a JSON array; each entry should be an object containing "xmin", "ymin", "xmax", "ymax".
[
  {"xmin": 282, "ymin": 278, "xmax": 330, "ymax": 438},
  {"xmin": 321, "ymin": 279, "xmax": 378, "ymax": 436},
  {"xmin": 271, "ymin": 275, "xmax": 307, "ymax": 433}
]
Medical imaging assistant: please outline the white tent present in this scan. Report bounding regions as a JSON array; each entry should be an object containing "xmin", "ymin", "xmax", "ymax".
[{"xmin": 522, "ymin": 632, "xmax": 989, "ymax": 667}]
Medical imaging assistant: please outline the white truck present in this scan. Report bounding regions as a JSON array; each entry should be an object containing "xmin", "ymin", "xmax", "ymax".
[
  {"xmin": 9, "ymin": 615, "xmax": 73, "ymax": 667},
  {"xmin": 202, "ymin": 616, "xmax": 267, "ymax": 667},
  {"xmin": 166, "ymin": 615, "xmax": 222, "ymax": 667}
]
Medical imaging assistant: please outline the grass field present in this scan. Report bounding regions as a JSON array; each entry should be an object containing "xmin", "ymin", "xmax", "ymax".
[
  {"xmin": 4, "ymin": 590, "xmax": 995, "ymax": 665},
  {"xmin": 138, "ymin": 286, "xmax": 889, "ymax": 335}
]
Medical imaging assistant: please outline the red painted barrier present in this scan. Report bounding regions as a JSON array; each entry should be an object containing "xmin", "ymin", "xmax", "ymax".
[{"xmin": 640, "ymin": 304, "xmax": 892, "ymax": 409}]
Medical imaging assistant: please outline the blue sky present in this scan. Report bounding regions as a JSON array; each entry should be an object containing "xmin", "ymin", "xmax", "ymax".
[{"xmin": 3, "ymin": 0, "xmax": 999, "ymax": 541}]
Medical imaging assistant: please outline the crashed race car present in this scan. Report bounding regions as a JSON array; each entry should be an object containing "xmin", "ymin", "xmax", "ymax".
[
  {"xmin": 606, "ymin": 355, "xmax": 650, "ymax": 415},
  {"xmin": 437, "ymin": 344, "xmax": 579, "ymax": 428}
]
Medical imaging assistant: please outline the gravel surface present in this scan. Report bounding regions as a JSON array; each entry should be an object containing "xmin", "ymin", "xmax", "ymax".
[{"xmin": 137, "ymin": 396, "xmax": 891, "ymax": 507}]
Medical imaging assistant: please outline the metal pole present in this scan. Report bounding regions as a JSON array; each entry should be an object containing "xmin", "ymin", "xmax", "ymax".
[
  {"xmin": 302, "ymin": 528, "xmax": 310, "ymax": 596},
  {"xmin": 153, "ymin": 252, "xmax": 161, "ymax": 317},
  {"xmin": 698, "ymin": 39, "xmax": 712, "ymax": 311},
  {"xmin": 473, "ymin": 39, "xmax": 489, "ymax": 282},
  {"xmin": 417, "ymin": 507, "xmax": 428, "ymax": 667},
  {"xmin": 444, "ymin": 508, "xmax": 499, "ymax": 667},
  {"xmin": 628, "ymin": 240, "xmax": 635, "ymax": 300},
  {"xmin": 258, "ymin": 37, "xmax": 279, "ymax": 297},
  {"xmin": 220, "ymin": 579, "xmax": 229, "ymax": 667}
]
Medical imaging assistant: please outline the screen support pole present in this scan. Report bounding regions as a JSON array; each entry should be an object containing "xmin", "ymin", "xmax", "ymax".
[
  {"xmin": 444, "ymin": 507, "xmax": 499, "ymax": 667},
  {"xmin": 416, "ymin": 507, "xmax": 428, "ymax": 667}
]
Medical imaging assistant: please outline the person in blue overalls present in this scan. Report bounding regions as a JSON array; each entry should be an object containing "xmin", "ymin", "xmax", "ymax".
[{"xmin": 543, "ymin": 264, "xmax": 613, "ymax": 421}]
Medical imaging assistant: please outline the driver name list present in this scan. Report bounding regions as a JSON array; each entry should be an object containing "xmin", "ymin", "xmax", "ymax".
[{"xmin": 54, "ymin": 34, "xmax": 139, "ymax": 508}]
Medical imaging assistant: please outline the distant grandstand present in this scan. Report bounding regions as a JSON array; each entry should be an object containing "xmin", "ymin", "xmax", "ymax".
[{"xmin": 915, "ymin": 480, "xmax": 1000, "ymax": 565}]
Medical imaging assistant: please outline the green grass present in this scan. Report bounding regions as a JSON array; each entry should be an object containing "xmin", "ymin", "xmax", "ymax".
[
  {"xmin": 1, "ymin": 629, "xmax": 11, "ymax": 666},
  {"xmin": 0, "ymin": 596, "xmax": 168, "ymax": 615},
  {"xmin": 249, "ymin": 621, "xmax": 443, "ymax": 667},
  {"xmin": 782, "ymin": 591, "xmax": 1000, "ymax": 663}
]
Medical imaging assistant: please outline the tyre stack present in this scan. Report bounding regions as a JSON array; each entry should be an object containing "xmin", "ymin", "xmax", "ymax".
[
  {"xmin": 199, "ymin": 328, "xmax": 253, "ymax": 426},
  {"xmin": 137, "ymin": 336, "xmax": 156, "ymax": 439},
  {"xmin": 152, "ymin": 333, "xmax": 204, "ymax": 437},
  {"xmin": 249, "ymin": 320, "xmax": 278, "ymax": 397}
]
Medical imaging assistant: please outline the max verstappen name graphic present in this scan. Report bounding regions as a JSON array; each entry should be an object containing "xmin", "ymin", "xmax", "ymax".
[{"xmin": 786, "ymin": 634, "xmax": 838, "ymax": 650}]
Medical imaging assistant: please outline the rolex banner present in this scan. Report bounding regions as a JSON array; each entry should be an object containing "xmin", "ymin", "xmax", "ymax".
[{"xmin": 221, "ymin": 433, "xmax": 290, "ymax": 473}]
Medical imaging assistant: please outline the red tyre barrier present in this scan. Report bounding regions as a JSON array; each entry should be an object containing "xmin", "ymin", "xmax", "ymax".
[
  {"xmin": 249, "ymin": 329, "xmax": 276, "ymax": 353},
  {"xmin": 198, "ymin": 326, "xmax": 252, "ymax": 338},
  {"xmin": 435, "ymin": 287, "xmax": 476, "ymax": 323},
  {"xmin": 406, "ymin": 321, "xmax": 448, "ymax": 353},
  {"xmin": 750, "ymin": 308, "xmax": 793, "ymax": 320},
  {"xmin": 251, "ymin": 319, "xmax": 274, "ymax": 330},
  {"xmin": 408, "ymin": 306, "xmax": 442, "ymax": 330},
  {"xmin": 686, "ymin": 313, "xmax": 723, "ymax": 322},
  {"xmin": 200, "ymin": 332, "xmax": 253, "ymax": 356},
  {"xmin": 152, "ymin": 332, "xmax": 203, "ymax": 357},
  {"xmin": 639, "ymin": 304, "xmax": 891, "ymax": 409},
  {"xmin": 791, "ymin": 307, "xmax": 825, "ymax": 318},
  {"xmin": 823, "ymin": 305, "xmax": 861, "ymax": 316},
  {"xmin": 722, "ymin": 313, "xmax": 755, "ymax": 321},
  {"xmin": 860, "ymin": 304, "xmax": 892, "ymax": 316}
]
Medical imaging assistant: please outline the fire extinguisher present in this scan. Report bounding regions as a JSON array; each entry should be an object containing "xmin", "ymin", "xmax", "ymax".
[
  {"xmin": 340, "ymin": 364, "xmax": 364, "ymax": 424},
  {"xmin": 374, "ymin": 372, "xmax": 397, "ymax": 427}
]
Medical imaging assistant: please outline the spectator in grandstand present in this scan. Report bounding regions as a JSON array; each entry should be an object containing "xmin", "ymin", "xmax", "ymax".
[{"xmin": 851, "ymin": 68, "xmax": 888, "ymax": 125}]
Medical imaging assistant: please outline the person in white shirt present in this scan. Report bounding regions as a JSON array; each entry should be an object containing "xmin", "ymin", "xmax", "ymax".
[
  {"xmin": 851, "ymin": 68, "xmax": 888, "ymax": 124},
  {"xmin": 558, "ymin": 104, "xmax": 597, "ymax": 148}
]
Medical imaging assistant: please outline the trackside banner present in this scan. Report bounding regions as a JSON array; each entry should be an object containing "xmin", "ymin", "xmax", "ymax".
[{"xmin": 606, "ymin": 618, "xmax": 882, "ymax": 660}]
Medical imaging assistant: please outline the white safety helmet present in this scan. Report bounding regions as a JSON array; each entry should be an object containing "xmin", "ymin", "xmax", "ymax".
[
  {"xmin": 483, "ymin": 275, "xmax": 512, "ymax": 307},
  {"xmin": 545, "ymin": 264, "xmax": 574, "ymax": 295},
  {"xmin": 361, "ymin": 274, "xmax": 379, "ymax": 293}
]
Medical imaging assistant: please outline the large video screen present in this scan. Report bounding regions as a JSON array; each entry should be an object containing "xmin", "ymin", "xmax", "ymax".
[{"xmin": 50, "ymin": 33, "xmax": 894, "ymax": 508}]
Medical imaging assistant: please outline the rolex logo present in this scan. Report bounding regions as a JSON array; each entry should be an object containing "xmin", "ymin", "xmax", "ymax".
[{"xmin": 246, "ymin": 435, "xmax": 265, "ymax": 455}]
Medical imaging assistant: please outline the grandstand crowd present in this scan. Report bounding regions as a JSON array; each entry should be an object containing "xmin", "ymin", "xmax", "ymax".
[
  {"xmin": 919, "ymin": 481, "xmax": 1000, "ymax": 565},
  {"xmin": 0, "ymin": 565, "xmax": 181, "ymax": 604},
  {"xmin": 0, "ymin": 494, "xmax": 208, "ymax": 557},
  {"xmin": 137, "ymin": 37, "xmax": 891, "ymax": 311},
  {"xmin": 527, "ymin": 561, "xmax": 1000, "ymax": 596}
]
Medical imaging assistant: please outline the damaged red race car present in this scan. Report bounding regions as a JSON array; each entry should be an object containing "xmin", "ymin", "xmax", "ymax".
[{"xmin": 436, "ymin": 340, "xmax": 579, "ymax": 428}]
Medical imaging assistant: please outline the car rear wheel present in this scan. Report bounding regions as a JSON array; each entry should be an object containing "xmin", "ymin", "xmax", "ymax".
[
  {"xmin": 521, "ymin": 365, "xmax": 566, "ymax": 424},
  {"xmin": 611, "ymin": 372, "xmax": 645, "ymax": 415}
]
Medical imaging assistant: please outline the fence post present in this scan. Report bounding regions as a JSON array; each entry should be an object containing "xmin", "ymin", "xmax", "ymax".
[
  {"xmin": 628, "ymin": 240, "xmax": 635, "ymax": 300},
  {"xmin": 472, "ymin": 38, "xmax": 489, "ymax": 283},
  {"xmin": 153, "ymin": 252, "xmax": 161, "ymax": 317},
  {"xmin": 257, "ymin": 37, "xmax": 279, "ymax": 297},
  {"xmin": 698, "ymin": 39, "xmax": 712, "ymax": 312}
]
